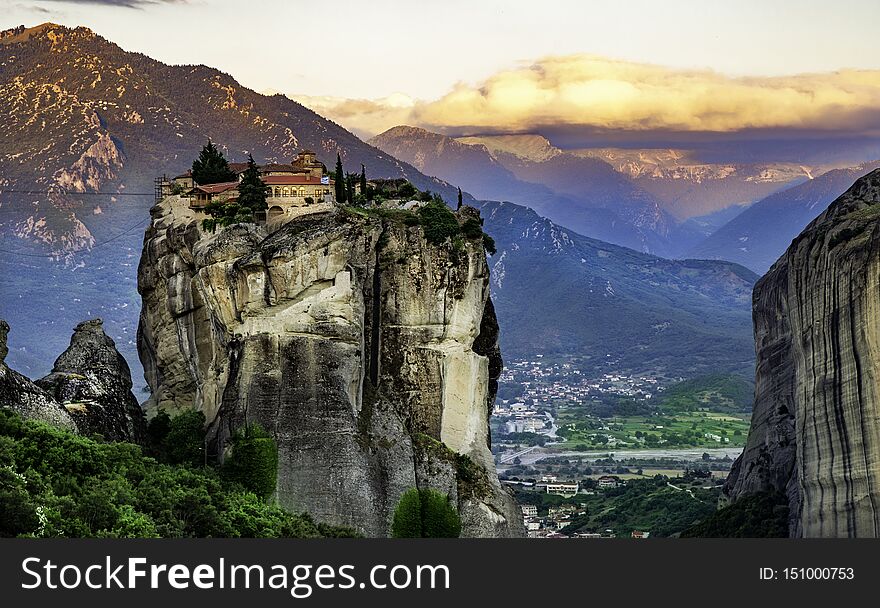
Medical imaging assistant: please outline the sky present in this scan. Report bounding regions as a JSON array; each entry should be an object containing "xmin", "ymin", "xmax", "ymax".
[{"xmin": 6, "ymin": 0, "xmax": 880, "ymax": 145}]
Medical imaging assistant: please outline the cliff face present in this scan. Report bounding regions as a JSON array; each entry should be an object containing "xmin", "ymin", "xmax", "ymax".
[
  {"xmin": 137, "ymin": 196, "xmax": 524, "ymax": 537},
  {"xmin": 1, "ymin": 318, "xmax": 143, "ymax": 440},
  {"xmin": 726, "ymin": 169, "xmax": 880, "ymax": 537}
]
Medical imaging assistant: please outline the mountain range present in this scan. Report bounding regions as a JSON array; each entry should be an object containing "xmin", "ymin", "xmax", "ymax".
[
  {"xmin": 372, "ymin": 127, "xmax": 680, "ymax": 256},
  {"xmin": 1, "ymin": 22, "xmax": 758, "ymax": 384},
  {"xmin": 688, "ymin": 162, "xmax": 880, "ymax": 273}
]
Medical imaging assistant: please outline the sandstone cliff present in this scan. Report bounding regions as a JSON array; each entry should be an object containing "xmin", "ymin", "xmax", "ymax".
[
  {"xmin": 137, "ymin": 196, "xmax": 524, "ymax": 537},
  {"xmin": 726, "ymin": 169, "xmax": 880, "ymax": 537},
  {"xmin": 1, "ymin": 318, "xmax": 143, "ymax": 441}
]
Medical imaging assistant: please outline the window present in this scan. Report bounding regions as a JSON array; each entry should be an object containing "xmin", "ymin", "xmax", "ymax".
[{"xmin": 282, "ymin": 187, "xmax": 290, "ymax": 197}]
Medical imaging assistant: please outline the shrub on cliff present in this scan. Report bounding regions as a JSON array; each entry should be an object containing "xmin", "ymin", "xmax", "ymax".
[
  {"xmin": 391, "ymin": 488, "xmax": 461, "ymax": 538},
  {"xmin": 221, "ymin": 424, "xmax": 279, "ymax": 500},
  {"xmin": 417, "ymin": 201, "xmax": 461, "ymax": 246}
]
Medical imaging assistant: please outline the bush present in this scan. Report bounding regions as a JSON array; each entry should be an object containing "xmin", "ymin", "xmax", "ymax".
[
  {"xmin": 163, "ymin": 410, "xmax": 206, "ymax": 467},
  {"xmin": 221, "ymin": 424, "xmax": 278, "ymax": 500},
  {"xmin": 417, "ymin": 201, "xmax": 460, "ymax": 246},
  {"xmin": 681, "ymin": 491, "xmax": 789, "ymax": 538},
  {"xmin": 391, "ymin": 488, "xmax": 461, "ymax": 538},
  {"xmin": 461, "ymin": 218, "xmax": 483, "ymax": 239}
]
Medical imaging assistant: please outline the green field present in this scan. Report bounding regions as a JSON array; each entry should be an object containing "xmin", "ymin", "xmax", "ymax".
[{"xmin": 555, "ymin": 409, "xmax": 751, "ymax": 450}]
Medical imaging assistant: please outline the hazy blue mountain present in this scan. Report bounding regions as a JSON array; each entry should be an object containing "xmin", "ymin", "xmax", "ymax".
[
  {"xmin": 371, "ymin": 126, "xmax": 679, "ymax": 256},
  {"xmin": 688, "ymin": 162, "xmax": 880, "ymax": 274},
  {"xmin": 480, "ymin": 200, "xmax": 758, "ymax": 376}
]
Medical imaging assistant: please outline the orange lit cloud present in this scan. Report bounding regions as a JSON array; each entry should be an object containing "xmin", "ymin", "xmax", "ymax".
[{"xmin": 294, "ymin": 55, "xmax": 880, "ymax": 138}]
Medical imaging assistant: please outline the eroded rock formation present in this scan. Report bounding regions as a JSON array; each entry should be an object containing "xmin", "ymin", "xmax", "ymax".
[
  {"xmin": 1, "ymin": 318, "xmax": 143, "ymax": 441},
  {"xmin": 726, "ymin": 169, "xmax": 880, "ymax": 537},
  {"xmin": 0, "ymin": 319, "xmax": 78, "ymax": 432},
  {"xmin": 137, "ymin": 196, "xmax": 524, "ymax": 537},
  {"xmin": 36, "ymin": 319, "xmax": 146, "ymax": 443}
]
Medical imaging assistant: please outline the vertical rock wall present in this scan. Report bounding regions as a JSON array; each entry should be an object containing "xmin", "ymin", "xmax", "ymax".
[
  {"xmin": 137, "ymin": 196, "xmax": 524, "ymax": 537},
  {"xmin": 727, "ymin": 170, "xmax": 880, "ymax": 537}
]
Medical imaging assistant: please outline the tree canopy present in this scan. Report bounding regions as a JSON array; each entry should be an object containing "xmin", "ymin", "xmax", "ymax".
[
  {"xmin": 334, "ymin": 153, "xmax": 346, "ymax": 204},
  {"xmin": 237, "ymin": 154, "xmax": 269, "ymax": 215},
  {"xmin": 391, "ymin": 488, "xmax": 461, "ymax": 538},
  {"xmin": 192, "ymin": 140, "xmax": 236, "ymax": 185}
]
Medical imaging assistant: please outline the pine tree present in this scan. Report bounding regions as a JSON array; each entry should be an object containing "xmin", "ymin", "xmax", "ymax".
[
  {"xmin": 346, "ymin": 172, "xmax": 355, "ymax": 204},
  {"xmin": 360, "ymin": 164, "xmax": 367, "ymax": 195},
  {"xmin": 237, "ymin": 153, "xmax": 268, "ymax": 216},
  {"xmin": 457, "ymin": 187, "xmax": 463, "ymax": 210},
  {"xmin": 335, "ymin": 153, "xmax": 346, "ymax": 204},
  {"xmin": 192, "ymin": 140, "xmax": 236, "ymax": 185}
]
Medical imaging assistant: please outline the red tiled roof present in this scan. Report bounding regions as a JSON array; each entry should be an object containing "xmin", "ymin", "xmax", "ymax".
[
  {"xmin": 194, "ymin": 181, "xmax": 239, "ymax": 194},
  {"xmin": 262, "ymin": 175, "xmax": 333, "ymax": 185},
  {"xmin": 173, "ymin": 170, "xmax": 192, "ymax": 179}
]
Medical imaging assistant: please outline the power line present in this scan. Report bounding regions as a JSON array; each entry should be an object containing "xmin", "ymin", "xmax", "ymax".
[
  {"xmin": 0, "ymin": 217, "xmax": 151, "ymax": 258},
  {"xmin": 0, "ymin": 190, "xmax": 155, "ymax": 196}
]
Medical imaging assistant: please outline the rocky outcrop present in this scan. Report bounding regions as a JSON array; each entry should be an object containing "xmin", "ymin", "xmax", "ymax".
[
  {"xmin": 726, "ymin": 169, "xmax": 880, "ymax": 537},
  {"xmin": 0, "ymin": 319, "xmax": 78, "ymax": 432},
  {"xmin": 137, "ymin": 195, "xmax": 524, "ymax": 537},
  {"xmin": 36, "ymin": 319, "xmax": 146, "ymax": 443}
]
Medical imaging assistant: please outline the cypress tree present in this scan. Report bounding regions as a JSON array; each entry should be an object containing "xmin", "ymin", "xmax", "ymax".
[
  {"xmin": 346, "ymin": 172, "xmax": 355, "ymax": 204},
  {"xmin": 457, "ymin": 187, "xmax": 463, "ymax": 210},
  {"xmin": 360, "ymin": 164, "xmax": 367, "ymax": 195},
  {"xmin": 237, "ymin": 153, "xmax": 269, "ymax": 216},
  {"xmin": 192, "ymin": 139, "xmax": 236, "ymax": 185},
  {"xmin": 334, "ymin": 153, "xmax": 346, "ymax": 204}
]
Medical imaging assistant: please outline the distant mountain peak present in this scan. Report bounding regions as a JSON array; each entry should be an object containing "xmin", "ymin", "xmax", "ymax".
[
  {"xmin": 456, "ymin": 133, "xmax": 560, "ymax": 162},
  {"xmin": 1, "ymin": 23, "xmax": 96, "ymax": 46}
]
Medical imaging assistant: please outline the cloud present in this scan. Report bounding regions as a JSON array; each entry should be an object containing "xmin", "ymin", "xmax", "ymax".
[
  {"xmin": 294, "ymin": 54, "xmax": 880, "ymax": 139},
  {"xmin": 292, "ymin": 93, "xmax": 417, "ymax": 140}
]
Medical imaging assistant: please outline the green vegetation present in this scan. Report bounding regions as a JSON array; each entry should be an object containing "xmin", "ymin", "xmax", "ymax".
[
  {"xmin": 391, "ymin": 488, "xmax": 461, "ymax": 538},
  {"xmin": 516, "ymin": 477, "xmax": 718, "ymax": 537},
  {"xmin": 0, "ymin": 409, "xmax": 357, "ymax": 538},
  {"xmin": 335, "ymin": 153, "xmax": 346, "ymax": 204},
  {"xmin": 341, "ymin": 179, "xmax": 497, "ymax": 255},
  {"xmin": 236, "ymin": 153, "xmax": 269, "ymax": 216},
  {"xmin": 555, "ymin": 411, "xmax": 750, "ymax": 450},
  {"xmin": 221, "ymin": 424, "xmax": 279, "ymax": 500},
  {"xmin": 191, "ymin": 139, "xmax": 236, "ymax": 186},
  {"xmin": 681, "ymin": 491, "xmax": 789, "ymax": 538},
  {"xmin": 653, "ymin": 373, "xmax": 754, "ymax": 413},
  {"xmin": 417, "ymin": 200, "xmax": 461, "ymax": 245}
]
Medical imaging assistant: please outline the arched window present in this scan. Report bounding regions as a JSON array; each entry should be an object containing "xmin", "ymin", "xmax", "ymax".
[
  {"xmin": 282, "ymin": 187, "xmax": 290, "ymax": 197},
  {"xmin": 274, "ymin": 187, "xmax": 281, "ymax": 197}
]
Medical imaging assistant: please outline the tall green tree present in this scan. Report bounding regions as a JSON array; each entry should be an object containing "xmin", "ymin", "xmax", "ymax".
[
  {"xmin": 346, "ymin": 172, "xmax": 355, "ymax": 204},
  {"xmin": 457, "ymin": 187, "xmax": 463, "ymax": 210},
  {"xmin": 360, "ymin": 164, "xmax": 367, "ymax": 195},
  {"xmin": 334, "ymin": 153, "xmax": 346, "ymax": 204},
  {"xmin": 192, "ymin": 140, "xmax": 236, "ymax": 185},
  {"xmin": 391, "ymin": 488, "xmax": 461, "ymax": 538},
  {"xmin": 237, "ymin": 154, "xmax": 269, "ymax": 215}
]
